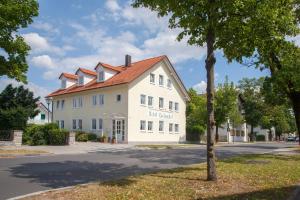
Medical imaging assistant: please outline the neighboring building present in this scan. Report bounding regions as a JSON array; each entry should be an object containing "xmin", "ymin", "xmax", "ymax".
[
  {"xmin": 46, "ymin": 55, "xmax": 190, "ymax": 143},
  {"xmin": 28, "ymin": 102, "xmax": 52, "ymax": 125}
]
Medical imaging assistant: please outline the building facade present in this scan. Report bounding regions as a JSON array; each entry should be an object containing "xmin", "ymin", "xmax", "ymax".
[
  {"xmin": 46, "ymin": 55, "xmax": 190, "ymax": 143},
  {"xmin": 28, "ymin": 102, "xmax": 52, "ymax": 125}
]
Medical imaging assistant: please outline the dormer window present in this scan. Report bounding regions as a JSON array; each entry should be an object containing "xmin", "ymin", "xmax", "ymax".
[
  {"xmin": 78, "ymin": 76, "xmax": 84, "ymax": 85},
  {"xmin": 98, "ymin": 71, "xmax": 104, "ymax": 82},
  {"xmin": 61, "ymin": 80, "xmax": 66, "ymax": 89}
]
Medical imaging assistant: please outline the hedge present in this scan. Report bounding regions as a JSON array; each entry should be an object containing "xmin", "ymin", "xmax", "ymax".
[
  {"xmin": 75, "ymin": 131, "xmax": 98, "ymax": 142},
  {"xmin": 256, "ymin": 134, "xmax": 266, "ymax": 141}
]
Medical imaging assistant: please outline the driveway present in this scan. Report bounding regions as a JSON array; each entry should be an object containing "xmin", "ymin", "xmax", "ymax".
[{"xmin": 0, "ymin": 142, "xmax": 296, "ymax": 199}]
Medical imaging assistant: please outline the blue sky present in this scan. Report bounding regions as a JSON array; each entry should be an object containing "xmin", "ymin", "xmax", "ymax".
[{"xmin": 1, "ymin": 0, "xmax": 269, "ymax": 100}]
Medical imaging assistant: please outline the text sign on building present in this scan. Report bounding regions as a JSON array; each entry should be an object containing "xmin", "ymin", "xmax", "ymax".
[{"xmin": 149, "ymin": 110, "xmax": 173, "ymax": 119}]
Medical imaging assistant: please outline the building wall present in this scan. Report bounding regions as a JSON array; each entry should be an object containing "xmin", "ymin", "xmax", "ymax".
[
  {"xmin": 28, "ymin": 106, "xmax": 52, "ymax": 125},
  {"xmin": 52, "ymin": 84, "xmax": 128, "ymax": 138},
  {"xmin": 127, "ymin": 61, "xmax": 187, "ymax": 143}
]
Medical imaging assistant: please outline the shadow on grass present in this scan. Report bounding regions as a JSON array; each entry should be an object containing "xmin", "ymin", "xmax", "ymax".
[
  {"xmin": 198, "ymin": 185, "xmax": 296, "ymax": 200},
  {"xmin": 220, "ymin": 154, "xmax": 300, "ymax": 164}
]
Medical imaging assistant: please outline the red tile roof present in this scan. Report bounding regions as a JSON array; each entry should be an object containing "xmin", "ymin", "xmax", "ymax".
[
  {"xmin": 96, "ymin": 62, "xmax": 124, "ymax": 72},
  {"xmin": 76, "ymin": 68, "xmax": 97, "ymax": 76},
  {"xmin": 59, "ymin": 73, "xmax": 78, "ymax": 80},
  {"xmin": 47, "ymin": 55, "xmax": 167, "ymax": 97}
]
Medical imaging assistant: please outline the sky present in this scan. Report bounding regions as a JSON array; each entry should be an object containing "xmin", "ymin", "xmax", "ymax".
[{"xmin": 0, "ymin": 0, "xmax": 270, "ymax": 102}]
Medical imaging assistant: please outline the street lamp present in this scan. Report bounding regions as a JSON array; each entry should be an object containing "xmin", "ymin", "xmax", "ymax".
[{"xmin": 45, "ymin": 97, "xmax": 52, "ymax": 123}]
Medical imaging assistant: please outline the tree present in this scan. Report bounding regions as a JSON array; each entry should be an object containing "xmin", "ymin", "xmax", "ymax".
[
  {"xmin": 186, "ymin": 88, "xmax": 207, "ymax": 141},
  {"xmin": 132, "ymin": 0, "xmax": 292, "ymax": 180},
  {"xmin": 214, "ymin": 76, "xmax": 238, "ymax": 142},
  {"xmin": 215, "ymin": 0, "xmax": 300, "ymax": 144},
  {"xmin": 238, "ymin": 78, "xmax": 264, "ymax": 141},
  {"xmin": 0, "ymin": 0, "xmax": 39, "ymax": 83},
  {"xmin": 0, "ymin": 84, "xmax": 39, "ymax": 130}
]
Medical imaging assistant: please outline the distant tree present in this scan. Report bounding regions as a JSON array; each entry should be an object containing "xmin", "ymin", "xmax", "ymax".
[
  {"xmin": 214, "ymin": 76, "xmax": 238, "ymax": 142},
  {"xmin": 186, "ymin": 88, "xmax": 207, "ymax": 141},
  {"xmin": 0, "ymin": 84, "xmax": 39, "ymax": 130},
  {"xmin": 238, "ymin": 78, "xmax": 264, "ymax": 141},
  {"xmin": 0, "ymin": 0, "xmax": 39, "ymax": 83}
]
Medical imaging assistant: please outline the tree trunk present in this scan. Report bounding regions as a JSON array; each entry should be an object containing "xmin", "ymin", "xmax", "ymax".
[
  {"xmin": 215, "ymin": 126, "xmax": 219, "ymax": 143},
  {"xmin": 250, "ymin": 125, "xmax": 254, "ymax": 142},
  {"xmin": 205, "ymin": 22, "xmax": 217, "ymax": 180},
  {"xmin": 290, "ymin": 91, "xmax": 300, "ymax": 145}
]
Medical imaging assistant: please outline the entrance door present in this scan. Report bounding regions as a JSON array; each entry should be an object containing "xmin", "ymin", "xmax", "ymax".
[{"xmin": 112, "ymin": 119, "xmax": 125, "ymax": 143}]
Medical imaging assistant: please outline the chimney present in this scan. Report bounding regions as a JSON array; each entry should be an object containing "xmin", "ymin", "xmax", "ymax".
[{"xmin": 125, "ymin": 55, "xmax": 131, "ymax": 67}]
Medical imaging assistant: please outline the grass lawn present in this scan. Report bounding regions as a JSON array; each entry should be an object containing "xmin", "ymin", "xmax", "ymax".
[
  {"xmin": 0, "ymin": 149, "xmax": 48, "ymax": 158},
  {"xmin": 24, "ymin": 154, "xmax": 300, "ymax": 200}
]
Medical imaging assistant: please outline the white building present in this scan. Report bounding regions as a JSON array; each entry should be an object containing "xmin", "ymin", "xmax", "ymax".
[
  {"xmin": 46, "ymin": 55, "xmax": 190, "ymax": 143},
  {"xmin": 28, "ymin": 102, "xmax": 52, "ymax": 125}
]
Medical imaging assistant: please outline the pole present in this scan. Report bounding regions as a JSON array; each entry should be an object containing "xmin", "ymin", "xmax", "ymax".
[{"xmin": 47, "ymin": 103, "xmax": 50, "ymax": 123}]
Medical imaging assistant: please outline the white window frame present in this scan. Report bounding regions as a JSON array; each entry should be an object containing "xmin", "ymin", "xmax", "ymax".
[
  {"xmin": 150, "ymin": 73, "xmax": 155, "ymax": 84},
  {"xmin": 73, "ymin": 98, "xmax": 77, "ymax": 108},
  {"xmin": 78, "ymin": 97, "xmax": 83, "ymax": 108},
  {"xmin": 98, "ymin": 118, "xmax": 103, "ymax": 130},
  {"xmin": 148, "ymin": 96, "xmax": 153, "ymax": 107},
  {"xmin": 92, "ymin": 118, "xmax": 97, "ymax": 130},
  {"xmin": 99, "ymin": 94, "xmax": 104, "ymax": 105},
  {"xmin": 175, "ymin": 102, "xmax": 179, "ymax": 112},
  {"xmin": 140, "ymin": 120, "xmax": 146, "ymax": 131},
  {"xmin": 92, "ymin": 95, "xmax": 97, "ymax": 106},
  {"xmin": 78, "ymin": 119, "xmax": 82, "ymax": 130},
  {"xmin": 159, "ymin": 75, "xmax": 164, "ymax": 86},
  {"xmin": 167, "ymin": 79, "xmax": 172, "ymax": 88},
  {"xmin": 140, "ymin": 94, "xmax": 146, "ymax": 105},
  {"xmin": 159, "ymin": 97, "xmax": 164, "ymax": 109},
  {"xmin": 159, "ymin": 121, "xmax": 164, "ymax": 132},
  {"xmin": 72, "ymin": 119, "xmax": 77, "ymax": 130},
  {"xmin": 98, "ymin": 71, "xmax": 104, "ymax": 82},
  {"xmin": 169, "ymin": 123, "xmax": 173, "ymax": 133},
  {"xmin": 148, "ymin": 121, "xmax": 153, "ymax": 132},
  {"xmin": 169, "ymin": 101, "xmax": 173, "ymax": 111}
]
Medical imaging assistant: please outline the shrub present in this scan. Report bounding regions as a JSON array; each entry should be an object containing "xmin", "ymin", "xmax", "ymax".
[
  {"xmin": 88, "ymin": 133, "xmax": 97, "ymax": 141},
  {"xmin": 48, "ymin": 129, "xmax": 67, "ymax": 145},
  {"xmin": 75, "ymin": 131, "xmax": 86, "ymax": 141},
  {"xmin": 256, "ymin": 134, "xmax": 266, "ymax": 141},
  {"xmin": 76, "ymin": 132, "xmax": 89, "ymax": 142},
  {"xmin": 31, "ymin": 130, "xmax": 46, "ymax": 145},
  {"xmin": 23, "ymin": 124, "xmax": 43, "ymax": 145}
]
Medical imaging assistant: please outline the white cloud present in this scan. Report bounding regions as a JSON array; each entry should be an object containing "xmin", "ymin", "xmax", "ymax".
[
  {"xmin": 193, "ymin": 81, "xmax": 207, "ymax": 94},
  {"xmin": 105, "ymin": 0, "xmax": 121, "ymax": 12},
  {"xmin": 31, "ymin": 55, "xmax": 56, "ymax": 69},
  {"xmin": 32, "ymin": 21, "xmax": 60, "ymax": 34},
  {"xmin": 0, "ymin": 78, "xmax": 51, "ymax": 103},
  {"xmin": 23, "ymin": 32, "xmax": 73, "ymax": 56}
]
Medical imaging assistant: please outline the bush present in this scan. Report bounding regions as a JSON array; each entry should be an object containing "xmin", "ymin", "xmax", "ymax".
[
  {"xmin": 256, "ymin": 134, "xmax": 266, "ymax": 141},
  {"xmin": 48, "ymin": 129, "xmax": 67, "ymax": 145},
  {"xmin": 88, "ymin": 133, "xmax": 97, "ymax": 141},
  {"xmin": 76, "ymin": 133, "xmax": 89, "ymax": 142},
  {"xmin": 186, "ymin": 125, "xmax": 205, "ymax": 142},
  {"xmin": 23, "ymin": 124, "xmax": 43, "ymax": 145},
  {"xmin": 31, "ymin": 130, "xmax": 46, "ymax": 145}
]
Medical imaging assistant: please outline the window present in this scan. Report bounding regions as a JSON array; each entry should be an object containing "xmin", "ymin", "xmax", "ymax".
[
  {"xmin": 72, "ymin": 119, "xmax": 76, "ymax": 129},
  {"xmin": 56, "ymin": 120, "xmax": 59, "ymax": 126},
  {"xmin": 78, "ymin": 76, "xmax": 84, "ymax": 85},
  {"xmin": 61, "ymin": 100, "xmax": 65, "ymax": 110},
  {"xmin": 148, "ymin": 121, "xmax": 153, "ymax": 131},
  {"xmin": 78, "ymin": 119, "xmax": 82, "ymax": 130},
  {"xmin": 73, "ymin": 98, "xmax": 77, "ymax": 108},
  {"xmin": 175, "ymin": 102, "xmax": 179, "ymax": 111},
  {"xmin": 140, "ymin": 120, "xmax": 146, "ymax": 131},
  {"xmin": 98, "ymin": 71, "xmax": 104, "ymax": 81},
  {"xmin": 150, "ymin": 73, "xmax": 155, "ymax": 84},
  {"xmin": 148, "ymin": 96, "xmax": 153, "ymax": 106},
  {"xmin": 99, "ymin": 118, "xmax": 103, "ymax": 130},
  {"xmin": 116, "ymin": 94, "xmax": 121, "ymax": 102},
  {"xmin": 159, "ymin": 97, "xmax": 164, "ymax": 109},
  {"xmin": 169, "ymin": 123, "xmax": 173, "ymax": 132},
  {"xmin": 61, "ymin": 120, "xmax": 64, "ymax": 129},
  {"xmin": 175, "ymin": 124, "xmax": 179, "ymax": 132},
  {"xmin": 41, "ymin": 114, "xmax": 45, "ymax": 120},
  {"xmin": 167, "ymin": 79, "xmax": 172, "ymax": 88},
  {"xmin": 92, "ymin": 119, "xmax": 96, "ymax": 130},
  {"xmin": 159, "ymin": 75, "xmax": 164, "ymax": 86},
  {"xmin": 159, "ymin": 121, "xmax": 164, "ymax": 132},
  {"xmin": 56, "ymin": 100, "xmax": 60, "ymax": 109},
  {"xmin": 99, "ymin": 94, "xmax": 104, "ymax": 105},
  {"xmin": 140, "ymin": 94, "xmax": 146, "ymax": 105},
  {"xmin": 61, "ymin": 80, "xmax": 66, "ymax": 88},
  {"xmin": 78, "ymin": 97, "xmax": 83, "ymax": 107},
  {"xmin": 169, "ymin": 101, "xmax": 173, "ymax": 110},
  {"xmin": 92, "ymin": 95, "xmax": 97, "ymax": 105}
]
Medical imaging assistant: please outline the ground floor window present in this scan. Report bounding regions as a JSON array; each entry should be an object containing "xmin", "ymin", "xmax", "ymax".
[
  {"xmin": 140, "ymin": 120, "xmax": 146, "ymax": 131},
  {"xmin": 92, "ymin": 119, "xmax": 96, "ymax": 130},
  {"xmin": 159, "ymin": 121, "xmax": 164, "ymax": 132},
  {"xmin": 60, "ymin": 120, "xmax": 64, "ymax": 129},
  {"xmin": 78, "ymin": 119, "xmax": 82, "ymax": 130},
  {"xmin": 169, "ymin": 123, "xmax": 173, "ymax": 133},
  {"xmin": 175, "ymin": 124, "xmax": 179, "ymax": 133},
  {"xmin": 148, "ymin": 121, "xmax": 153, "ymax": 131},
  {"xmin": 99, "ymin": 118, "xmax": 103, "ymax": 130},
  {"xmin": 72, "ymin": 119, "xmax": 76, "ymax": 129}
]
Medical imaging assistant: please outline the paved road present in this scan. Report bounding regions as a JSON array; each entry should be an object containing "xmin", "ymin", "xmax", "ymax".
[{"xmin": 0, "ymin": 142, "xmax": 296, "ymax": 199}]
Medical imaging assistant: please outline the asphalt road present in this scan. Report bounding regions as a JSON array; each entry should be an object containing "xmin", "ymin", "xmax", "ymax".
[{"xmin": 0, "ymin": 142, "xmax": 296, "ymax": 199}]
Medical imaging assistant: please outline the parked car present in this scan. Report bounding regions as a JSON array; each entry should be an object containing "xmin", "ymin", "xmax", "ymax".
[{"xmin": 286, "ymin": 136, "xmax": 296, "ymax": 142}]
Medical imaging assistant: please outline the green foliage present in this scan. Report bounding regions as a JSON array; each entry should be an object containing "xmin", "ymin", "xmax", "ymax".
[
  {"xmin": 88, "ymin": 133, "xmax": 97, "ymax": 141},
  {"xmin": 0, "ymin": 0, "xmax": 39, "ymax": 82},
  {"xmin": 76, "ymin": 133, "xmax": 89, "ymax": 142},
  {"xmin": 0, "ymin": 84, "xmax": 39, "ymax": 130},
  {"xmin": 186, "ymin": 88, "xmax": 206, "ymax": 141},
  {"xmin": 23, "ymin": 123, "xmax": 66, "ymax": 145},
  {"xmin": 256, "ymin": 135, "xmax": 266, "ymax": 142}
]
